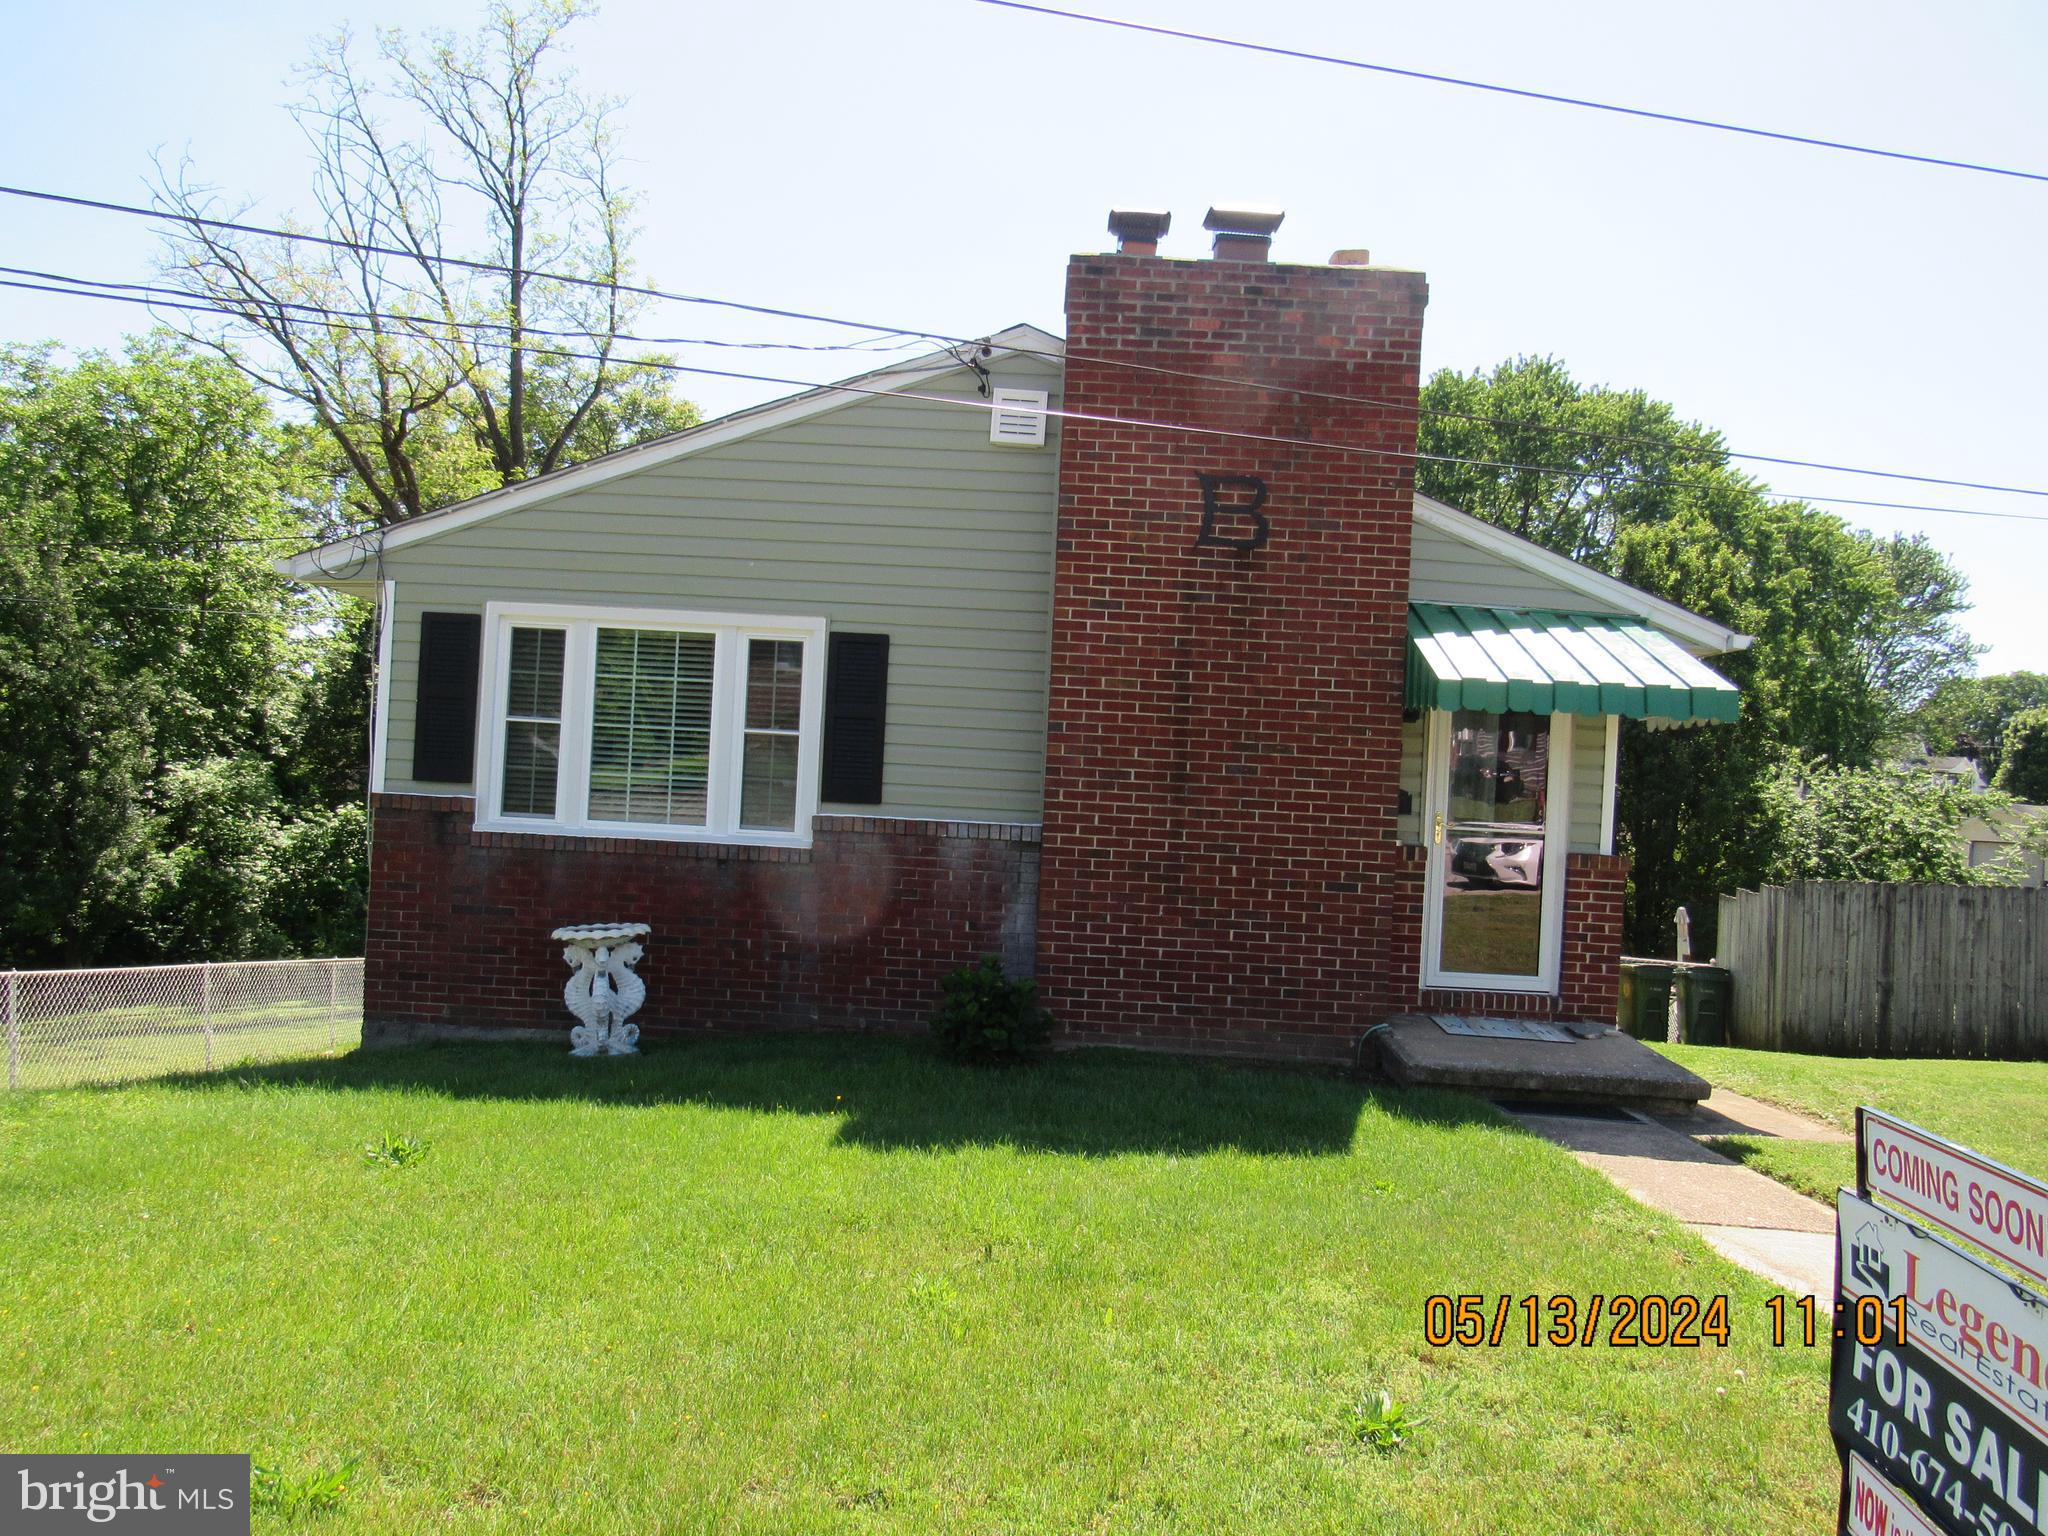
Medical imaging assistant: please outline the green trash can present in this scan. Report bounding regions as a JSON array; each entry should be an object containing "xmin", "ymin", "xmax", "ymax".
[
  {"xmin": 1617, "ymin": 959, "xmax": 1678, "ymax": 1040},
  {"xmin": 1674, "ymin": 965, "xmax": 1730, "ymax": 1047}
]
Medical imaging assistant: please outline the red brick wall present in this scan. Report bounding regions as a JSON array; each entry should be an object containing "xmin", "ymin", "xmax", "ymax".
[
  {"xmin": 1382, "ymin": 847, "xmax": 1629, "ymax": 1024},
  {"xmin": 364, "ymin": 794, "xmax": 1040, "ymax": 1043},
  {"xmin": 1036, "ymin": 253, "xmax": 1429, "ymax": 1060}
]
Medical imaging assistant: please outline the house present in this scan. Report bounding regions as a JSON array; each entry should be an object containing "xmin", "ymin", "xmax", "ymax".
[
  {"xmin": 1963, "ymin": 806, "xmax": 2046, "ymax": 887},
  {"xmin": 284, "ymin": 206, "xmax": 1750, "ymax": 1063}
]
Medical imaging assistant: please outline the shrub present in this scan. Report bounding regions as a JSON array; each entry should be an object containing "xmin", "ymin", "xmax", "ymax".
[{"xmin": 929, "ymin": 956, "xmax": 1052, "ymax": 1064}]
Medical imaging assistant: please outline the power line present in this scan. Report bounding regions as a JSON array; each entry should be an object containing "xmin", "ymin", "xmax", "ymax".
[
  {"xmin": 11, "ymin": 273, "xmax": 2048, "ymax": 528},
  {"xmin": 5, "ymin": 181, "xmax": 2047, "ymax": 501},
  {"xmin": 0, "ymin": 265, "xmax": 926, "ymax": 355},
  {"xmin": 965, "ymin": 0, "xmax": 2048, "ymax": 186},
  {"xmin": 0, "ymin": 183, "xmax": 932, "ymax": 340}
]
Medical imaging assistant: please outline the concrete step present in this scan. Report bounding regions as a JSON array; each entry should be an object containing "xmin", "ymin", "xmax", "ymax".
[{"xmin": 1372, "ymin": 1012, "xmax": 1710, "ymax": 1110}]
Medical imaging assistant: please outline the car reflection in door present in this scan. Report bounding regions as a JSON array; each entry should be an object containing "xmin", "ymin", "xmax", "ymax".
[{"xmin": 1447, "ymin": 836, "xmax": 1543, "ymax": 889}]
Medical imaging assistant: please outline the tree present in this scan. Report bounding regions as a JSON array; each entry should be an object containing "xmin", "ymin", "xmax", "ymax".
[
  {"xmin": 155, "ymin": 0, "xmax": 696, "ymax": 527},
  {"xmin": 1416, "ymin": 357, "xmax": 1980, "ymax": 949},
  {"xmin": 1993, "ymin": 707, "xmax": 2048, "ymax": 803},
  {"xmin": 1910, "ymin": 671, "xmax": 2048, "ymax": 775},
  {"xmin": 0, "ymin": 338, "xmax": 359, "ymax": 965},
  {"xmin": 1757, "ymin": 761, "xmax": 2011, "ymax": 885}
]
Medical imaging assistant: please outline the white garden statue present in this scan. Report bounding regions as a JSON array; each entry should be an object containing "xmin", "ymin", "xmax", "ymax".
[{"xmin": 551, "ymin": 922, "xmax": 650, "ymax": 1056}]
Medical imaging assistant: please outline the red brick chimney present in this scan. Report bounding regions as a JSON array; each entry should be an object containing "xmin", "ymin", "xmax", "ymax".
[{"xmin": 1036, "ymin": 207, "xmax": 1429, "ymax": 1060}]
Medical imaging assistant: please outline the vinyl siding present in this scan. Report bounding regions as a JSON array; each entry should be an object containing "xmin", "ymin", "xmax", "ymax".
[
  {"xmin": 379, "ymin": 357, "xmax": 1061, "ymax": 820},
  {"xmin": 1409, "ymin": 518, "xmax": 1630, "ymax": 616},
  {"xmin": 1566, "ymin": 716, "xmax": 1607, "ymax": 853},
  {"xmin": 1395, "ymin": 711, "xmax": 1610, "ymax": 854}
]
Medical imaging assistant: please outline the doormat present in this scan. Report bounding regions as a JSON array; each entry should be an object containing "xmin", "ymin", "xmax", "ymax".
[{"xmin": 1429, "ymin": 1014, "xmax": 1576, "ymax": 1043}]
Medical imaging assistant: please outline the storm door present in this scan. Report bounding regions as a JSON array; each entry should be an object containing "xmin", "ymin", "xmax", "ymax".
[{"xmin": 1421, "ymin": 709, "xmax": 1571, "ymax": 992}]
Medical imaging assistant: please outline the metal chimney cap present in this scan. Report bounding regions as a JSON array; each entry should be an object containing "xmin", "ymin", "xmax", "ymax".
[
  {"xmin": 1203, "ymin": 204, "xmax": 1286, "ymax": 237},
  {"xmin": 1107, "ymin": 208, "xmax": 1172, "ymax": 244}
]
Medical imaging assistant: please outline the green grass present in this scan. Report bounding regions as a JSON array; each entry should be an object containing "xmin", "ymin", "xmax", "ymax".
[
  {"xmin": 1653, "ymin": 1043, "xmax": 2048, "ymax": 1201},
  {"xmin": 0, "ymin": 1038, "xmax": 1836, "ymax": 1533},
  {"xmin": 10, "ymin": 1002, "xmax": 361, "ymax": 1090}
]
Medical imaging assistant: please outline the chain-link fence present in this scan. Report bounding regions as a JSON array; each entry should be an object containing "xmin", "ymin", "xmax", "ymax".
[{"xmin": 2, "ymin": 958, "xmax": 363, "ymax": 1091}]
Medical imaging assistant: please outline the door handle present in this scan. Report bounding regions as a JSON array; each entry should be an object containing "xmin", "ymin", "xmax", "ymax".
[{"xmin": 1433, "ymin": 812, "xmax": 1445, "ymax": 846}]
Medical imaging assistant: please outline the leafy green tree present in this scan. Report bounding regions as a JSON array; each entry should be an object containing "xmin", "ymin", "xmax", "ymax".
[
  {"xmin": 1757, "ymin": 761, "xmax": 2011, "ymax": 884},
  {"xmin": 1910, "ymin": 672, "xmax": 2048, "ymax": 775},
  {"xmin": 1993, "ymin": 708, "xmax": 2048, "ymax": 803},
  {"xmin": 0, "ymin": 338, "xmax": 361, "ymax": 964},
  {"xmin": 1417, "ymin": 357, "xmax": 1979, "ymax": 949}
]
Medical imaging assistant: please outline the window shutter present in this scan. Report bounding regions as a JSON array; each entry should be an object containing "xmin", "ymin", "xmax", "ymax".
[
  {"xmin": 411, "ymin": 611, "xmax": 483, "ymax": 783},
  {"xmin": 821, "ymin": 632, "xmax": 890, "ymax": 804}
]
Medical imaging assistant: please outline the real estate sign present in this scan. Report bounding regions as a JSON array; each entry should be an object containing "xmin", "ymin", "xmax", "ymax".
[
  {"xmin": 1839, "ymin": 1193, "xmax": 2048, "ymax": 1443},
  {"xmin": 1834, "ymin": 1192, "xmax": 2048, "ymax": 1534},
  {"xmin": 1844, "ymin": 1452, "xmax": 1943, "ymax": 1536},
  {"xmin": 1860, "ymin": 1109, "xmax": 2048, "ymax": 1290},
  {"xmin": 1836, "ymin": 1113, "xmax": 2048, "ymax": 1536}
]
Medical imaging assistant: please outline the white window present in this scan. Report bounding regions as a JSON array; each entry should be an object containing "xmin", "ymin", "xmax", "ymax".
[{"xmin": 473, "ymin": 603, "xmax": 826, "ymax": 847}]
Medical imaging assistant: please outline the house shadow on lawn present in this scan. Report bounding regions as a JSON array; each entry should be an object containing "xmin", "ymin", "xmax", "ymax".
[{"xmin": 180, "ymin": 1032, "xmax": 1501, "ymax": 1158}]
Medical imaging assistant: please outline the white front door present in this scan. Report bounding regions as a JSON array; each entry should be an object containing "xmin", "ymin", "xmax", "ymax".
[{"xmin": 1421, "ymin": 708, "xmax": 1572, "ymax": 994}]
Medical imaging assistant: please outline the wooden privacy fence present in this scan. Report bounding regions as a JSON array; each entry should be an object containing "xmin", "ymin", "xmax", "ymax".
[{"xmin": 1716, "ymin": 882, "xmax": 2048, "ymax": 1058}]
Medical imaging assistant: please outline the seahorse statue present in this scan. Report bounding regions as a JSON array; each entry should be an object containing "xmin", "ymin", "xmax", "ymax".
[
  {"xmin": 600, "ymin": 941, "xmax": 645, "ymax": 1053},
  {"xmin": 563, "ymin": 943, "xmax": 606, "ymax": 1055}
]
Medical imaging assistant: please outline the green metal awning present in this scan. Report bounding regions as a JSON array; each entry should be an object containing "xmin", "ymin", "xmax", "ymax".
[{"xmin": 1405, "ymin": 603, "xmax": 1741, "ymax": 724}]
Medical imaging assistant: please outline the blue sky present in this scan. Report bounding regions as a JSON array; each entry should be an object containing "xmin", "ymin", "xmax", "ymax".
[{"xmin": 4, "ymin": 0, "xmax": 2044, "ymax": 671}]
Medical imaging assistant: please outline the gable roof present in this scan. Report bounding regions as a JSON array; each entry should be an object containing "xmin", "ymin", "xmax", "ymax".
[
  {"xmin": 280, "ymin": 325, "xmax": 1750, "ymax": 661},
  {"xmin": 1413, "ymin": 494, "xmax": 1751, "ymax": 658},
  {"xmin": 278, "ymin": 322, "xmax": 1065, "ymax": 583}
]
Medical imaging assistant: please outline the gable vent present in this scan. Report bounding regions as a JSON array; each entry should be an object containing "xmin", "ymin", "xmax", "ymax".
[{"xmin": 989, "ymin": 388, "xmax": 1049, "ymax": 447}]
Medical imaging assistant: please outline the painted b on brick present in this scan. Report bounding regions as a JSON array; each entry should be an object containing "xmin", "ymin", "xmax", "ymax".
[{"xmin": 1037, "ymin": 252, "xmax": 1431, "ymax": 1058}]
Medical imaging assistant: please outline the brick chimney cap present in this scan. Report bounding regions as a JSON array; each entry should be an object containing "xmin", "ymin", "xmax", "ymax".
[
  {"xmin": 1203, "ymin": 204, "xmax": 1286, "ymax": 237},
  {"xmin": 1107, "ymin": 208, "xmax": 1172, "ymax": 244}
]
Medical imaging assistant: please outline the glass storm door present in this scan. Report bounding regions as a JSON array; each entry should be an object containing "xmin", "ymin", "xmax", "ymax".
[{"xmin": 1423, "ymin": 709, "xmax": 1569, "ymax": 991}]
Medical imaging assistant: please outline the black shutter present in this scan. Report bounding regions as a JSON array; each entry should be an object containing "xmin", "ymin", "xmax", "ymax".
[
  {"xmin": 411, "ymin": 611, "xmax": 484, "ymax": 783},
  {"xmin": 821, "ymin": 632, "xmax": 890, "ymax": 804}
]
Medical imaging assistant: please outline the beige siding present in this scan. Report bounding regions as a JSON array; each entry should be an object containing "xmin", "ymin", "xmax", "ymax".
[
  {"xmin": 1394, "ymin": 711, "xmax": 1611, "ymax": 854},
  {"xmin": 1566, "ymin": 716, "xmax": 1608, "ymax": 853},
  {"xmin": 1409, "ymin": 519, "xmax": 1629, "ymax": 615},
  {"xmin": 380, "ymin": 358, "xmax": 1061, "ymax": 820}
]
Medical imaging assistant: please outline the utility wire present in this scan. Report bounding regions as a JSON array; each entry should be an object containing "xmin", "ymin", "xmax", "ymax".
[
  {"xmin": 0, "ymin": 265, "xmax": 926, "ymax": 355},
  {"xmin": 10, "ymin": 274, "xmax": 2048, "ymax": 527},
  {"xmin": 965, "ymin": 0, "xmax": 2048, "ymax": 186},
  {"xmin": 5, "ymin": 181, "xmax": 2047, "ymax": 500}
]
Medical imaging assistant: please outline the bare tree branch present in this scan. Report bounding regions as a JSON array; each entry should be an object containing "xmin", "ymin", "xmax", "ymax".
[{"xmin": 152, "ymin": 0, "xmax": 685, "ymax": 523}]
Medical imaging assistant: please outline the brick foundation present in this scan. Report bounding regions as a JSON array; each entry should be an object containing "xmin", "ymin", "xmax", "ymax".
[{"xmin": 364, "ymin": 794, "xmax": 1040, "ymax": 1041}]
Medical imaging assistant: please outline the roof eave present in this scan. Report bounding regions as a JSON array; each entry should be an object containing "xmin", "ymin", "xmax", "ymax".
[{"xmin": 1412, "ymin": 494, "xmax": 1753, "ymax": 658}]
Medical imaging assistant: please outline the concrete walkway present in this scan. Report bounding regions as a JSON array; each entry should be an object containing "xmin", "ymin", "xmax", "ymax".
[{"xmin": 1505, "ymin": 1088, "xmax": 1845, "ymax": 1299}]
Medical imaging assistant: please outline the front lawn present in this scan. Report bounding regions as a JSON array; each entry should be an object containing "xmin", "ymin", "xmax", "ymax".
[
  {"xmin": 0, "ymin": 1038, "xmax": 1833, "ymax": 1533},
  {"xmin": 1654, "ymin": 1043, "xmax": 2048, "ymax": 1203}
]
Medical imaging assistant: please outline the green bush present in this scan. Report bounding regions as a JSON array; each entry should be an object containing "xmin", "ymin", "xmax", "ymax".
[{"xmin": 929, "ymin": 956, "xmax": 1052, "ymax": 1064}]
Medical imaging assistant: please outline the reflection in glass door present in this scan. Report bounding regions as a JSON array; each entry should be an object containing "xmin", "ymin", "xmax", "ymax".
[{"xmin": 1429, "ymin": 709, "xmax": 1559, "ymax": 985}]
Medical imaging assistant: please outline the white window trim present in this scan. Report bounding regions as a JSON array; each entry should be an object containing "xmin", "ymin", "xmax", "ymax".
[
  {"xmin": 1420, "ymin": 708, "xmax": 1574, "ymax": 996},
  {"xmin": 1599, "ymin": 713, "xmax": 1620, "ymax": 856},
  {"xmin": 471, "ymin": 601, "xmax": 827, "ymax": 849},
  {"xmin": 369, "ymin": 578, "xmax": 396, "ymax": 795}
]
